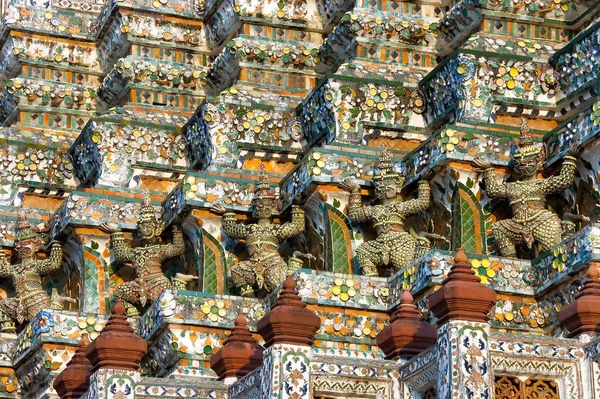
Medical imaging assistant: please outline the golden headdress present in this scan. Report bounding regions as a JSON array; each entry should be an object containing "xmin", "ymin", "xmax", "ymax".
[
  {"xmin": 373, "ymin": 143, "xmax": 402, "ymax": 182},
  {"xmin": 138, "ymin": 191, "xmax": 157, "ymax": 224},
  {"xmin": 253, "ymin": 165, "xmax": 276, "ymax": 201},
  {"xmin": 513, "ymin": 117, "xmax": 544, "ymax": 162}
]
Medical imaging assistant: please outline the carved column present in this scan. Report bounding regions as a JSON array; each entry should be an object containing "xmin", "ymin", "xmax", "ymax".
[
  {"xmin": 429, "ymin": 249, "xmax": 497, "ymax": 399},
  {"xmin": 256, "ymin": 275, "xmax": 321, "ymax": 399}
]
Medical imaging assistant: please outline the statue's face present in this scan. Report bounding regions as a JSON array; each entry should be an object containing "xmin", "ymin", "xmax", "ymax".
[
  {"xmin": 375, "ymin": 180, "xmax": 400, "ymax": 200},
  {"xmin": 137, "ymin": 221, "xmax": 157, "ymax": 241},
  {"xmin": 514, "ymin": 158, "xmax": 538, "ymax": 178},
  {"xmin": 15, "ymin": 238, "xmax": 41, "ymax": 259},
  {"xmin": 252, "ymin": 198, "xmax": 276, "ymax": 219}
]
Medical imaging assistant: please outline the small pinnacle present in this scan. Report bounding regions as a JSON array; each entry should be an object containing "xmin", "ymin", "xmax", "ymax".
[
  {"xmin": 235, "ymin": 312, "xmax": 247, "ymax": 327},
  {"xmin": 589, "ymin": 264, "xmax": 599, "ymax": 279},
  {"xmin": 111, "ymin": 300, "xmax": 126, "ymax": 316},
  {"xmin": 454, "ymin": 248, "xmax": 469, "ymax": 264},
  {"xmin": 400, "ymin": 289, "xmax": 413, "ymax": 304},
  {"xmin": 79, "ymin": 333, "xmax": 90, "ymax": 347},
  {"xmin": 283, "ymin": 274, "xmax": 296, "ymax": 290}
]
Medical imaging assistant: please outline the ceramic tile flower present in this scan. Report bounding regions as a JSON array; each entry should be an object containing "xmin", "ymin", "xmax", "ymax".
[
  {"xmin": 78, "ymin": 315, "xmax": 103, "ymax": 340},
  {"xmin": 160, "ymin": 292, "xmax": 177, "ymax": 317},
  {"xmin": 34, "ymin": 311, "xmax": 53, "ymax": 335},
  {"xmin": 471, "ymin": 258, "xmax": 495, "ymax": 284},
  {"xmin": 332, "ymin": 278, "xmax": 357, "ymax": 302},
  {"xmin": 52, "ymin": 320, "xmax": 70, "ymax": 337},
  {"xmin": 440, "ymin": 128, "xmax": 460, "ymax": 153},
  {"xmin": 552, "ymin": 245, "xmax": 568, "ymax": 272},
  {"xmin": 201, "ymin": 299, "xmax": 227, "ymax": 322}
]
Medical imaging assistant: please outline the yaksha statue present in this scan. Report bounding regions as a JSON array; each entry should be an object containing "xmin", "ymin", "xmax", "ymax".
[
  {"xmin": 211, "ymin": 168, "xmax": 308, "ymax": 297},
  {"xmin": 100, "ymin": 194, "xmax": 197, "ymax": 316},
  {"xmin": 0, "ymin": 212, "xmax": 64, "ymax": 333},
  {"xmin": 474, "ymin": 118, "xmax": 578, "ymax": 257},
  {"xmin": 341, "ymin": 144, "xmax": 432, "ymax": 276}
]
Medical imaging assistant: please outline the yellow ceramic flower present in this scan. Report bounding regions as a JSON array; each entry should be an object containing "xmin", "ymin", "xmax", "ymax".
[
  {"xmin": 551, "ymin": 246, "xmax": 567, "ymax": 272},
  {"xmin": 332, "ymin": 278, "xmax": 357, "ymax": 302},
  {"xmin": 201, "ymin": 299, "xmax": 227, "ymax": 322},
  {"xmin": 471, "ymin": 258, "xmax": 494, "ymax": 284}
]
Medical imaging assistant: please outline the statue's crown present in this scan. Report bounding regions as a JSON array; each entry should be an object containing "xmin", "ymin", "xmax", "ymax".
[
  {"xmin": 15, "ymin": 210, "xmax": 38, "ymax": 242},
  {"xmin": 138, "ymin": 191, "xmax": 157, "ymax": 223},
  {"xmin": 373, "ymin": 143, "xmax": 401, "ymax": 181},
  {"xmin": 513, "ymin": 117, "xmax": 543, "ymax": 161},
  {"xmin": 253, "ymin": 165, "xmax": 276, "ymax": 200}
]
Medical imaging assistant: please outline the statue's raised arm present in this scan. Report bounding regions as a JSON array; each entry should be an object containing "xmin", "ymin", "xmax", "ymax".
[
  {"xmin": 277, "ymin": 205, "xmax": 305, "ymax": 240},
  {"xmin": 212, "ymin": 203, "xmax": 249, "ymax": 240},
  {"xmin": 99, "ymin": 222, "xmax": 135, "ymax": 264},
  {"xmin": 161, "ymin": 225, "xmax": 185, "ymax": 260},
  {"xmin": 538, "ymin": 144, "xmax": 578, "ymax": 195},
  {"xmin": 473, "ymin": 158, "xmax": 508, "ymax": 199},
  {"xmin": 398, "ymin": 171, "xmax": 431, "ymax": 216},
  {"xmin": 35, "ymin": 241, "xmax": 63, "ymax": 275}
]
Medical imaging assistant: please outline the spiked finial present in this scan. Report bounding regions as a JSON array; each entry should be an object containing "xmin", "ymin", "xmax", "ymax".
[
  {"xmin": 376, "ymin": 289, "xmax": 437, "ymax": 359},
  {"xmin": 85, "ymin": 300, "xmax": 147, "ymax": 372},
  {"xmin": 373, "ymin": 143, "xmax": 401, "ymax": 182},
  {"xmin": 15, "ymin": 209, "xmax": 38, "ymax": 242},
  {"xmin": 138, "ymin": 191, "xmax": 157, "ymax": 224},
  {"xmin": 209, "ymin": 312, "xmax": 264, "ymax": 380},
  {"xmin": 428, "ymin": 249, "xmax": 497, "ymax": 325},
  {"xmin": 559, "ymin": 263, "xmax": 600, "ymax": 337},
  {"xmin": 519, "ymin": 116, "xmax": 533, "ymax": 146},
  {"xmin": 253, "ymin": 164, "xmax": 276, "ymax": 200}
]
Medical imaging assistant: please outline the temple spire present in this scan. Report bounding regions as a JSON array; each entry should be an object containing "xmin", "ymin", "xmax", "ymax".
[
  {"xmin": 429, "ymin": 249, "xmax": 497, "ymax": 325},
  {"xmin": 559, "ymin": 263, "xmax": 600, "ymax": 337},
  {"xmin": 210, "ymin": 312, "xmax": 264, "ymax": 381},
  {"xmin": 85, "ymin": 301, "xmax": 147, "ymax": 372}
]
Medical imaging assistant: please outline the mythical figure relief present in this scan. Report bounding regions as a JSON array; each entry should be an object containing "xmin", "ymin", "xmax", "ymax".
[
  {"xmin": 340, "ymin": 144, "xmax": 434, "ymax": 276},
  {"xmin": 474, "ymin": 118, "xmax": 578, "ymax": 257},
  {"xmin": 211, "ymin": 167, "xmax": 310, "ymax": 297},
  {"xmin": 100, "ymin": 194, "xmax": 197, "ymax": 316},
  {"xmin": 0, "ymin": 212, "xmax": 68, "ymax": 333}
]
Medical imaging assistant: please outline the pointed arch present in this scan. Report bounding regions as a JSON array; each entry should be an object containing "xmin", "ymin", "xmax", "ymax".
[
  {"xmin": 325, "ymin": 202, "xmax": 357, "ymax": 274},
  {"xmin": 201, "ymin": 229, "xmax": 227, "ymax": 294},
  {"xmin": 451, "ymin": 182, "xmax": 486, "ymax": 254}
]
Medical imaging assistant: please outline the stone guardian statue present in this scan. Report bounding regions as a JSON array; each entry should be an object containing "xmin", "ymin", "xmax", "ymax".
[
  {"xmin": 211, "ymin": 167, "xmax": 309, "ymax": 297},
  {"xmin": 340, "ymin": 144, "xmax": 432, "ymax": 276},
  {"xmin": 0, "ymin": 211, "xmax": 64, "ymax": 333},
  {"xmin": 473, "ymin": 118, "xmax": 577, "ymax": 257},
  {"xmin": 100, "ymin": 193, "xmax": 197, "ymax": 316}
]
